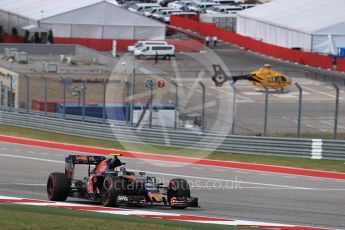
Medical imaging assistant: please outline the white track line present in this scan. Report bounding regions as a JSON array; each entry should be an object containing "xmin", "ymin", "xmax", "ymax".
[
  {"xmin": 0, "ymin": 153, "xmax": 327, "ymax": 190},
  {"xmin": 0, "ymin": 183, "xmax": 45, "ymax": 186}
]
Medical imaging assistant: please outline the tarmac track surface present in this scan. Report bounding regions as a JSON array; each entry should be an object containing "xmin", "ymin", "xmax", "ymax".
[
  {"xmin": 0, "ymin": 142, "xmax": 344, "ymax": 229},
  {"xmin": 134, "ymin": 42, "xmax": 345, "ymax": 134}
]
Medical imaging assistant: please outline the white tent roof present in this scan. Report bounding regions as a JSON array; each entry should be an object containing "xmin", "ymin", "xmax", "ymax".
[
  {"xmin": 41, "ymin": 1, "xmax": 164, "ymax": 27},
  {"xmin": 237, "ymin": 0, "xmax": 345, "ymax": 35},
  {"xmin": 0, "ymin": 0, "xmax": 118, "ymax": 21}
]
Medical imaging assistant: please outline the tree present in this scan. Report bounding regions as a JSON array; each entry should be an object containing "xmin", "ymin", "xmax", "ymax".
[
  {"xmin": 12, "ymin": 27, "xmax": 18, "ymax": 36},
  {"xmin": 48, "ymin": 29, "xmax": 54, "ymax": 44},
  {"xmin": 34, "ymin": 32, "xmax": 41, "ymax": 43},
  {"xmin": 24, "ymin": 30, "xmax": 30, "ymax": 43},
  {"xmin": 0, "ymin": 25, "xmax": 3, "ymax": 43}
]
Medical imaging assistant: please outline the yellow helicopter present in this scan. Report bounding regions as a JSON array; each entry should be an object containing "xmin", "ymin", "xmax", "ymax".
[{"xmin": 212, "ymin": 64, "xmax": 291, "ymax": 93}]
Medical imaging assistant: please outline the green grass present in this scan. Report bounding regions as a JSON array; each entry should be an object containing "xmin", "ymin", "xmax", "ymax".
[
  {"xmin": 268, "ymin": 131, "xmax": 345, "ymax": 140},
  {"xmin": 0, "ymin": 203, "xmax": 252, "ymax": 230},
  {"xmin": 0, "ymin": 124, "xmax": 344, "ymax": 173}
]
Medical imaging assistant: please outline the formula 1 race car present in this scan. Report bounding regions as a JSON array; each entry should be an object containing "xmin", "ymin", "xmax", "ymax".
[{"xmin": 47, "ymin": 154, "xmax": 198, "ymax": 209}]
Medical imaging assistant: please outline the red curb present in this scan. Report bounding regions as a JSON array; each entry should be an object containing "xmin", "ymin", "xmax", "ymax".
[
  {"xmin": 0, "ymin": 198, "xmax": 53, "ymax": 203},
  {"xmin": 0, "ymin": 135, "xmax": 344, "ymax": 180},
  {"xmin": 51, "ymin": 205, "xmax": 123, "ymax": 212},
  {"xmin": 239, "ymin": 226, "xmax": 327, "ymax": 230}
]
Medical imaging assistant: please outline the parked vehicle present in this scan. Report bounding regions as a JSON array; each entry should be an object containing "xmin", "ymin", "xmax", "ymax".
[
  {"xmin": 167, "ymin": 11, "xmax": 197, "ymax": 22},
  {"xmin": 128, "ymin": 40, "xmax": 168, "ymax": 52},
  {"xmin": 151, "ymin": 8, "xmax": 177, "ymax": 19},
  {"xmin": 157, "ymin": 9, "xmax": 183, "ymax": 22},
  {"xmin": 179, "ymin": 1, "xmax": 198, "ymax": 10},
  {"xmin": 240, "ymin": 3, "xmax": 258, "ymax": 9},
  {"xmin": 161, "ymin": 10, "xmax": 192, "ymax": 23},
  {"xmin": 134, "ymin": 44, "xmax": 175, "ymax": 59},
  {"xmin": 143, "ymin": 6, "xmax": 164, "ymax": 16},
  {"xmin": 188, "ymin": 1, "xmax": 219, "ymax": 12},
  {"xmin": 128, "ymin": 3, "xmax": 160, "ymax": 13},
  {"xmin": 149, "ymin": 7, "xmax": 173, "ymax": 18},
  {"xmin": 205, "ymin": 5, "xmax": 242, "ymax": 14},
  {"xmin": 168, "ymin": 0, "xmax": 195, "ymax": 9},
  {"xmin": 211, "ymin": 0, "xmax": 241, "ymax": 4},
  {"xmin": 159, "ymin": 0, "xmax": 176, "ymax": 7}
]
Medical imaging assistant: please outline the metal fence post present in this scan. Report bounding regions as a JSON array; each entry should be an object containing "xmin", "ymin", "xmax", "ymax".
[
  {"xmin": 332, "ymin": 83, "xmax": 339, "ymax": 140},
  {"xmin": 125, "ymin": 81, "xmax": 130, "ymax": 125},
  {"xmin": 44, "ymin": 77, "xmax": 48, "ymax": 116},
  {"xmin": 24, "ymin": 75, "xmax": 30, "ymax": 114},
  {"xmin": 0, "ymin": 81, "xmax": 2, "ymax": 107},
  {"xmin": 295, "ymin": 83, "xmax": 303, "ymax": 138},
  {"xmin": 102, "ymin": 80, "xmax": 107, "ymax": 124},
  {"xmin": 61, "ymin": 77, "xmax": 66, "ymax": 119},
  {"xmin": 171, "ymin": 80, "xmax": 179, "ymax": 130},
  {"xmin": 149, "ymin": 86, "xmax": 153, "ymax": 128},
  {"xmin": 130, "ymin": 67, "xmax": 136, "ymax": 127},
  {"xmin": 230, "ymin": 82, "xmax": 237, "ymax": 135},
  {"xmin": 8, "ymin": 75, "xmax": 13, "ymax": 108},
  {"xmin": 82, "ymin": 80, "xmax": 86, "ymax": 121},
  {"xmin": 262, "ymin": 84, "xmax": 269, "ymax": 136},
  {"xmin": 199, "ymin": 81, "xmax": 206, "ymax": 132}
]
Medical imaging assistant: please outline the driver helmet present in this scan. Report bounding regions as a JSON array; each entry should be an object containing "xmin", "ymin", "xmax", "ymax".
[{"xmin": 118, "ymin": 166, "xmax": 127, "ymax": 176}]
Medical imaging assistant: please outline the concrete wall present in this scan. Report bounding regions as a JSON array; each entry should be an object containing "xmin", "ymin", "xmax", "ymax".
[
  {"xmin": 0, "ymin": 44, "xmax": 76, "ymax": 55},
  {"xmin": 74, "ymin": 45, "xmax": 115, "ymax": 66}
]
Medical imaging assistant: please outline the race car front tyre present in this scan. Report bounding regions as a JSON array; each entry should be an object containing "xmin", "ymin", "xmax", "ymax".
[
  {"xmin": 101, "ymin": 175, "xmax": 123, "ymax": 207},
  {"xmin": 167, "ymin": 178, "xmax": 191, "ymax": 209},
  {"xmin": 47, "ymin": 172, "xmax": 69, "ymax": 201}
]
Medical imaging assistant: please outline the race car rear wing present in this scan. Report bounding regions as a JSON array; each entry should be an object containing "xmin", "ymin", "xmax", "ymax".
[
  {"xmin": 65, "ymin": 155, "xmax": 107, "ymax": 165},
  {"xmin": 65, "ymin": 154, "xmax": 124, "ymax": 180},
  {"xmin": 65, "ymin": 155, "xmax": 107, "ymax": 180}
]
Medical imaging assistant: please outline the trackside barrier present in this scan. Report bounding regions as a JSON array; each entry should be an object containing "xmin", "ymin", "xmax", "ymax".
[
  {"xmin": 3, "ymin": 35, "xmax": 24, "ymax": 43},
  {"xmin": 170, "ymin": 16, "xmax": 333, "ymax": 70},
  {"xmin": 54, "ymin": 37, "xmax": 113, "ymax": 51},
  {"xmin": 1, "ymin": 110, "xmax": 345, "ymax": 161},
  {"xmin": 116, "ymin": 39, "xmax": 138, "ymax": 52},
  {"xmin": 167, "ymin": 39, "xmax": 204, "ymax": 52},
  {"xmin": 336, "ymin": 58, "xmax": 345, "ymax": 72}
]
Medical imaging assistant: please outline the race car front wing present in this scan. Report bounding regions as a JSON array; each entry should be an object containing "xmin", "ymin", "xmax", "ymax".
[{"xmin": 116, "ymin": 195, "xmax": 199, "ymax": 208}]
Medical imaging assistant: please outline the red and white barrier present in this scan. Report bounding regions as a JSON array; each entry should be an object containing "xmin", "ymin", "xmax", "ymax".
[{"xmin": 170, "ymin": 16, "xmax": 334, "ymax": 70}]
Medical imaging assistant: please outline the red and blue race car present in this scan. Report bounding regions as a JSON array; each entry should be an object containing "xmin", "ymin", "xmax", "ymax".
[{"xmin": 47, "ymin": 154, "xmax": 198, "ymax": 209}]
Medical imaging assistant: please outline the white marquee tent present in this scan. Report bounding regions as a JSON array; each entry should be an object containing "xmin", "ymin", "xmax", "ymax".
[
  {"xmin": 0, "ymin": 0, "xmax": 166, "ymax": 40},
  {"xmin": 237, "ymin": 0, "xmax": 345, "ymax": 54}
]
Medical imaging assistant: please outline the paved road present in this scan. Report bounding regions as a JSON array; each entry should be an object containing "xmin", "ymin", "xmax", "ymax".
[{"xmin": 0, "ymin": 142, "xmax": 344, "ymax": 229}]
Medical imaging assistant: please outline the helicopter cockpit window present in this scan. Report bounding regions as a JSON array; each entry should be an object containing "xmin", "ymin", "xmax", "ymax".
[{"xmin": 268, "ymin": 77, "xmax": 276, "ymax": 82}]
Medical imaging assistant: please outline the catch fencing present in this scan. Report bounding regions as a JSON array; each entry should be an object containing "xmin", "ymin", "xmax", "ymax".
[{"xmin": 0, "ymin": 110, "xmax": 344, "ymax": 160}]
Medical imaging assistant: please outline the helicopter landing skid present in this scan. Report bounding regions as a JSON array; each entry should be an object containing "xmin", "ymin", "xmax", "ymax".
[{"xmin": 256, "ymin": 89, "xmax": 290, "ymax": 94}]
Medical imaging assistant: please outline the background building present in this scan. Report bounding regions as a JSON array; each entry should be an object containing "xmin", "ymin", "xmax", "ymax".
[
  {"xmin": 0, "ymin": 0, "xmax": 166, "ymax": 49},
  {"xmin": 237, "ymin": 0, "xmax": 345, "ymax": 54}
]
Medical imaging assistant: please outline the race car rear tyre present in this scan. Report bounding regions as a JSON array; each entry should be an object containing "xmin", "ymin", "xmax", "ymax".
[
  {"xmin": 101, "ymin": 175, "xmax": 124, "ymax": 207},
  {"xmin": 167, "ymin": 178, "xmax": 190, "ymax": 209},
  {"xmin": 47, "ymin": 172, "xmax": 69, "ymax": 201}
]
